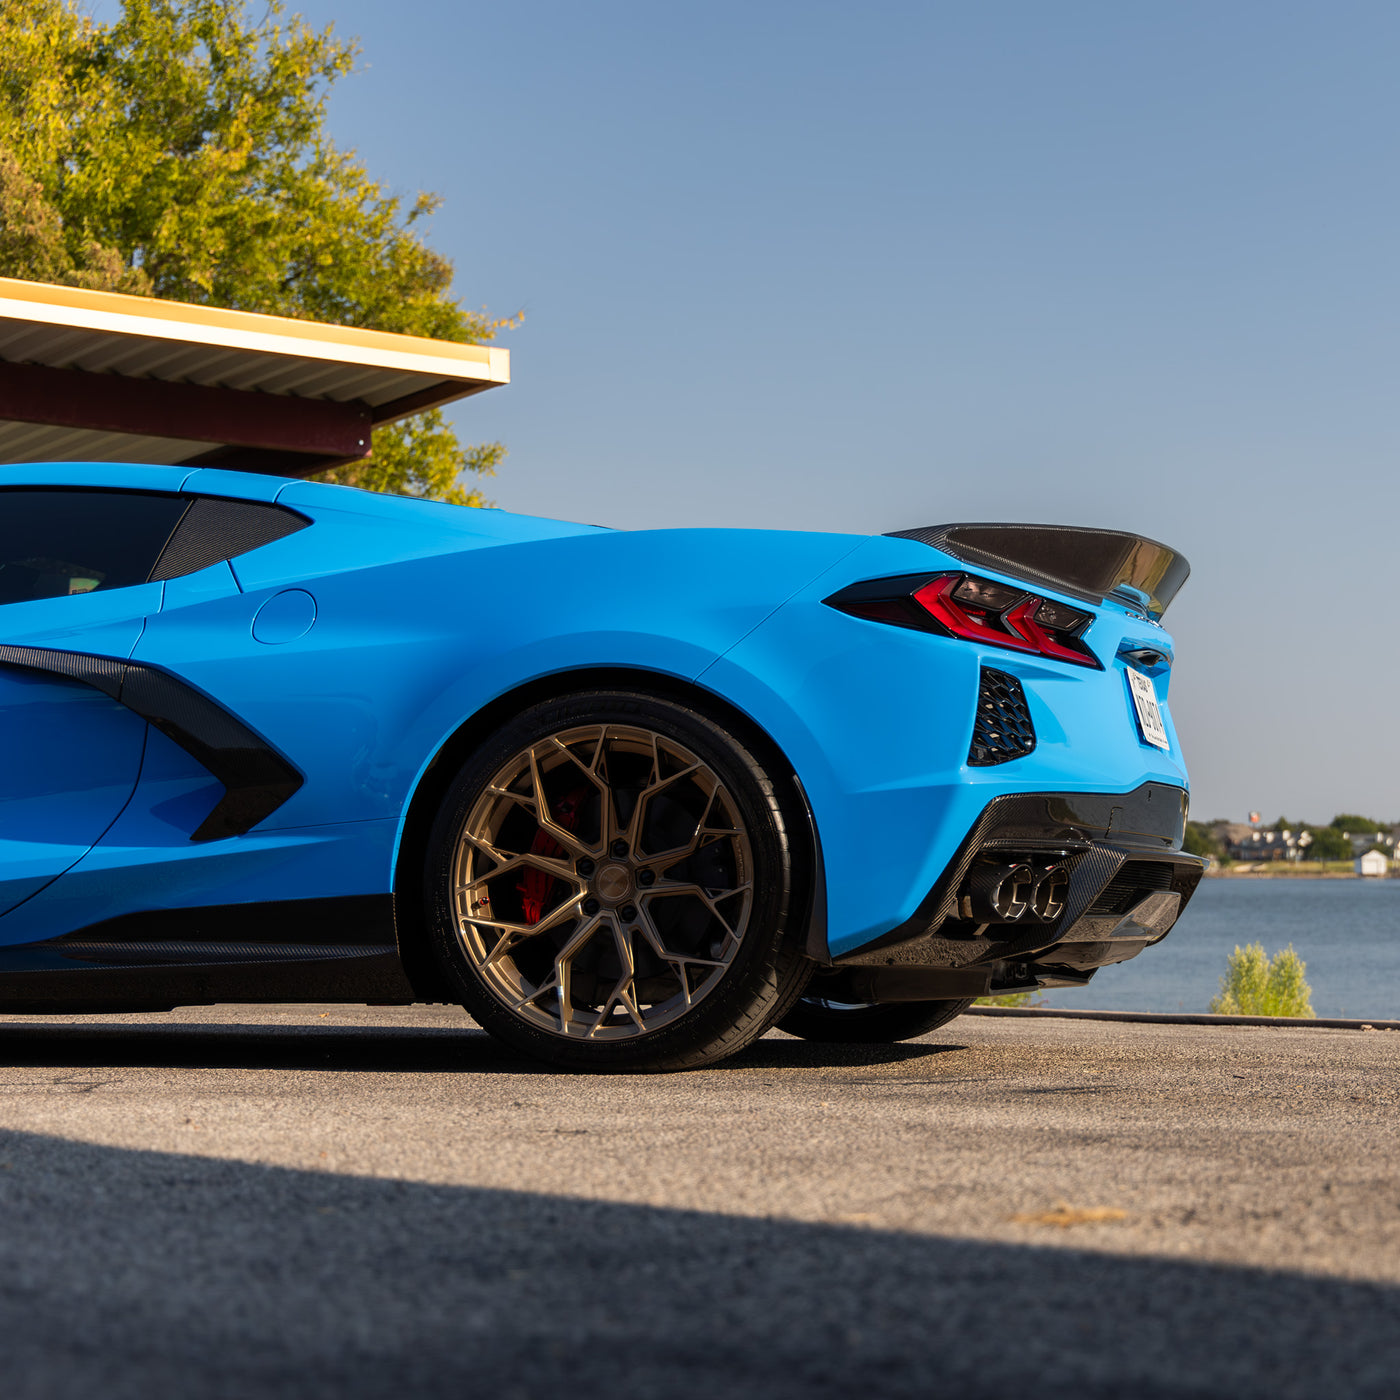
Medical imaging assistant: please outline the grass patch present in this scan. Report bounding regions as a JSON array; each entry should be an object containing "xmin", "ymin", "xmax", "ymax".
[{"xmin": 1213, "ymin": 860, "xmax": 1356, "ymax": 876}]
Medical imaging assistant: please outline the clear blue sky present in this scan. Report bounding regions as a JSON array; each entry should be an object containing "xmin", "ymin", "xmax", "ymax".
[{"xmin": 180, "ymin": 3, "xmax": 1400, "ymax": 822}]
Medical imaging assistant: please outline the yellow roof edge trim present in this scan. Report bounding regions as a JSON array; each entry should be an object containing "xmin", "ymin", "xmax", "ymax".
[{"xmin": 0, "ymin": 276, "xmax": 510, "ymax": 385}]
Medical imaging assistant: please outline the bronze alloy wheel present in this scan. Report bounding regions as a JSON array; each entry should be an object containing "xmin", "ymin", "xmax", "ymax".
[{"xmin": 425, "ymin": 692, "xmax": 812, "ymax": 1070}]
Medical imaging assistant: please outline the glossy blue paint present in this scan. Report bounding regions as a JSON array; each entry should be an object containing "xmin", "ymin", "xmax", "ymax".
[
  {"xmin": 251, "ymin": 589, "xmax": 317, "ymax": 644},
  {"xmin": 131, "ymin": 496, "xmax": 866, "ymax": 832},
  {"xmin": 0, "ymin": 463, "xmax": 1191, "ymax": 966},
  {"xmin": 181, "ymin": 467, "xmax": 288, "ymax": 503},
  {"xmin": 0, "ymin": 462, "xmax": 195, "ymax": 494},
  {"xmin": 0, "ymin": 672, "xmax": 147, "ymax": 916},
  {"xmin": 0, "ymin": 726, "xmax": 398, "ymax": 947},
  {"xmin": 0, "ymin": 580, "xmax": 157, "ymax": 920}
]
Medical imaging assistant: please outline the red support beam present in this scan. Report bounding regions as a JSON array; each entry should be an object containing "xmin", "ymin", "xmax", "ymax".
[{"xmin": 0, "ymin": 359, "xmax": 373, "ymax": 461}]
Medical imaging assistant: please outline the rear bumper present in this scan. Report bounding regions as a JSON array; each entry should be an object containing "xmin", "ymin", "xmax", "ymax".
[{"xmin": 833, "ymin": 782, "xmax": 1204, "ymax": 998}]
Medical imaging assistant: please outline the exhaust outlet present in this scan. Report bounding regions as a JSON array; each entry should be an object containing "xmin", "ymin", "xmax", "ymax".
[
  {"xmin": 958, "ymin": 859, "xmax": 1072, "ymax": 924},
  {"xmin": 963, "ymin": 862, "xmax": 1034, "ymax": 923},
  {"xmin": 1030, "ymin": 864, "xmax": 1069, "ymax": 922}
]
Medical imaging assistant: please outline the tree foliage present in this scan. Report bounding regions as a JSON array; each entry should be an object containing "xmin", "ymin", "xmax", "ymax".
[
  {"xmin": 1209, "ymin": 943, "xmax": 1315, "ymax": 1018},
  {"xmin": 1330, "ymin": 813, "xmax": 1388, "ymax": 835},
  {"xmin": 1183, "ymin": 821, "xmax": 1225, "ymax": 861},
  {"xmin": 1304, "ymin": 826, "xmax": 1350, "ymax": 862},
  {"xmin": 0, "ymin": 0, "xmax": 508, "ymax": 502}
]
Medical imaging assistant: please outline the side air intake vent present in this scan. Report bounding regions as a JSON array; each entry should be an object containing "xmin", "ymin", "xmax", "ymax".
[
  {"xmin": 149, "ymin": 498, "xmax": 308, "ymax": 581},
  {"xmin": 968, "ymin": 667, "xmax": 1036, "ymax": 766}
]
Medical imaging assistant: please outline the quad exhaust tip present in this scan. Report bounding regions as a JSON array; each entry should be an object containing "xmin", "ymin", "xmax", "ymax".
[{"xmin": 961, "ymin": 861, "xmax": 1068, "ymax": 924}]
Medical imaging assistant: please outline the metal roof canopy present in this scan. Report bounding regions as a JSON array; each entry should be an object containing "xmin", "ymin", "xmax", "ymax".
[{"xmin": 0, "ymin": 276, "xmax": 509, "ymax": 477}]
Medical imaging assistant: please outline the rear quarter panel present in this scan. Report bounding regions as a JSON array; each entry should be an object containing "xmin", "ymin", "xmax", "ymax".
[
  {"xmin": 700, "ymin": 535, "xmax": 1191, "ymax": 956},
  {"xmin": 139, "ymin": 501, "xmax": 868, "ymax": 845}
]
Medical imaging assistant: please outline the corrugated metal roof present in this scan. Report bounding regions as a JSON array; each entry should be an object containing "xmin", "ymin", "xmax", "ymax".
[
  {"xmin": 0, "ymin": 277, "xmax": 510, "ymax": 475},
  {"xmin": 0, "ymin": 422, "xmax": 208, "ymax": 465},
  {"xmin": 0, "ymin": 277, "xmax": 508, "ymax": 409}
]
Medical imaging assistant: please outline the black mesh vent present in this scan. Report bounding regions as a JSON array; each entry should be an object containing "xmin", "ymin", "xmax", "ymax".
[
  {"xmin": 1089, "ymin": 859, "xmax": 1177, "ymax": 915},
  {"xmin": 149, "ymin": 497, "xmax": 308, "ymax": 581},
  {"xmin": 968, "ymin": 667, "xmax": 1036, "ymax": 766}
]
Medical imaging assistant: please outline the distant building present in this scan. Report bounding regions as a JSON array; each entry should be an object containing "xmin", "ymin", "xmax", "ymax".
[
  {"xmin": 1219, "ymin": 827, "xmax": 1297, "ymax": 862},
  {"xmin": 1211, "ymin": 822, "xmax": 1255, "ymax": 849},
  {"xmin": 1347, "ymin": 829, "xmax": 1397, "ymax": 858},
  {"xmin": 1209, "ymin": 820, "xmax": 1397, "ymax": 866},
  {"xmin": 1355, "ymin": 849, "xmax": 1390, "ymax": 877}
]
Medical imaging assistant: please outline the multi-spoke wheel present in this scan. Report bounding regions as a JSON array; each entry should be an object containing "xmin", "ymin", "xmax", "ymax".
[
  {"xmin": 424, "ymin": 691, "xmax": 813, "ymax": 1070},
  {"xmin": 776, "ymin": 991, "xmax": 973, "ymax": 1043}
]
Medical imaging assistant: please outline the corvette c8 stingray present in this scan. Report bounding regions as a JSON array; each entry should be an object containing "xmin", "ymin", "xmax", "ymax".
[{"xmin": 0, "ymin": 462, "xmax": 1203, "ymax": 1070}]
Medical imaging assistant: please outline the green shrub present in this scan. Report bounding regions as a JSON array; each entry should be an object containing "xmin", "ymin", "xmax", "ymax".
[{"xmin": 1209, "ymin": 943, "xmax": 1315, "ymax": 1018}]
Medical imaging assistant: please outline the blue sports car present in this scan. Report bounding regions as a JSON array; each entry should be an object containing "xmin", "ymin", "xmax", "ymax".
[{"xmin": 0, "ymin": 462, "xmax": 1202, "ymax": 1069}]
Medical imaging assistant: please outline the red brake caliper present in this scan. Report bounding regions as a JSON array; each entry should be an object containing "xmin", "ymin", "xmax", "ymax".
[{"xmin": 518, "ymin": 789, "xmax": 586, "ymax": 925}]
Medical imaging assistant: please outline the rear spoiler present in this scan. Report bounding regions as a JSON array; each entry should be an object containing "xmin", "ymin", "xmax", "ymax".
[{"xmin": 887, "ymin": 523, "xmax": 1190, "ymax": 621}]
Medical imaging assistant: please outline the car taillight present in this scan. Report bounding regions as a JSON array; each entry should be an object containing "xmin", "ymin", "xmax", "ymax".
[{"xmin": 824, "ymin": 571, "xmax": 1102, "ymax": 669}]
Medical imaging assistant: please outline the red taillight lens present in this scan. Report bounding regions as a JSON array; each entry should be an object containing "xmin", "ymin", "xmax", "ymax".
[
  {"xmin": 915, "ymin": 576, "xmax": 1039, "ymax": 654},
  {"xmin": 825, "ymin": 571, "xmax": 1102, "ymax": 669}
]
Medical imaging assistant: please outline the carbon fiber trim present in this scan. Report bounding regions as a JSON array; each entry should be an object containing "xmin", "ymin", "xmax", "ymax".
[
  {"xmin": 836, "ymin": 783, "xmax": 1196, "ymax": 965},
  {"xmin": 0, "ymin": 896, "xmax": 410, "ymax": 1009},
  {"xmin": 0, "ymin": 644, "xmax": 302, "ymax": 841},
  {"xmin": 886, "ymin": 522, "xmax": 1190, "ymax": 620},
  {"xmin": 52, "ymin": 941, "xmax": 391, "ymax": 967},
  {"xmin": 149, "ymin": 497, "xmax": 308, "ymax": 581},
  {"xmin": 1056, "ymin": 844, "xmax": 1129, "ymax": 929},
  {"xmin": 0, "ymin": 644, "xmax": 126, "ymax": 697},
  {"xmin": 840, "ymin": 846, "xmax": 1203, "ymax": 971}
]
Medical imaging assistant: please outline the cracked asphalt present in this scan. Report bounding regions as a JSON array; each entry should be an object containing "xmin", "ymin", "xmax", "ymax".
[{"xmin": 0, "ymin": 1005, "xmax": 1395, "ymax": 1398}]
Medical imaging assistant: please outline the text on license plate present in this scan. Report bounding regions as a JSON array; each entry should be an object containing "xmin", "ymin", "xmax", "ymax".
[{"xmin": 1127, "ymin": 669, "xmax": 1170, "ymax": 751}]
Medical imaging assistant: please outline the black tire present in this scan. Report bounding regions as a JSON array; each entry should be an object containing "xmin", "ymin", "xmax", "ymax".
[
  {"xmin": 777, "ymin": 995, "xmax": 973, "ymax": 1043},
  {"xmin": 424, "ymin": 690, "xmax": 813, "ymax": 1071}
]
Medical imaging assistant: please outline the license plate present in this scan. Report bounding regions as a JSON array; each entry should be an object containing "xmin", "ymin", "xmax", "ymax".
[{"xmin": 1127, "ymin": 669, "xmax": 1170, "ymax": 750}]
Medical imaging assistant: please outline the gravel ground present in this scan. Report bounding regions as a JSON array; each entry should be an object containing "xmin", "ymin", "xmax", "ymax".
[{"xmin": 0, "ymin": 1005, "xmax": 1395, "ymax": 1399}]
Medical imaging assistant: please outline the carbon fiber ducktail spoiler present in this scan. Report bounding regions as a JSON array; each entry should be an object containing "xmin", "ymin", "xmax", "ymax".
[{"xmin": 887, "ymin": 523, "xmax": 1190, "ymax": 621}]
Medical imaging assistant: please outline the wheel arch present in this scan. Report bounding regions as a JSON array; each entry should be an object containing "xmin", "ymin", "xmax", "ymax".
[{"xmin": 390, "ymin": 665, "xmax": 828, "ymax": 1001}]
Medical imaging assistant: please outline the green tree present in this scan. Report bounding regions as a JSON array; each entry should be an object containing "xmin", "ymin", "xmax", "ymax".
[
  {"xmin": 1209, "ymin": 943, "xmax": 1315, "ymax": 1018},
  {"xmin": 1303, "ymin": 826, "xmax": 1350, "ymax": 861},
  {"xmin": 0, "ymin": 0, "xmax": 508, "ymax": 503},
  {"xmin": 1330, "ymin": 814, "xmax": 1388, "ymax": 835},
  {"xmin": 1183, "ymin": 820, "xmax": 1225, "ymax": 861}
]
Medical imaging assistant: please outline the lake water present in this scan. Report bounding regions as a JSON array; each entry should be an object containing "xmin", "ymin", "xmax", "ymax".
[{"xmin": 1040, "ymin": 877, "xmax": 1400, "ymax": 1019}]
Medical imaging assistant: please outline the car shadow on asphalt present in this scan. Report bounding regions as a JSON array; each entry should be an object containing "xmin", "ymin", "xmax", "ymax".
[
  {"xmin": 0, "ymin": 1022, "xmax": 533, "ymax": 1073},
  {"xmin": 0, "ymin": 1022, "xmax": 964, "ymax": 1075},
  {"xmin": 0, "ymin": 1125, "xmax": 1394, "ymax": 1400},
  {"xmin": 719, "ymin": 1036, "xmax": 967, "ymax": 1070}
]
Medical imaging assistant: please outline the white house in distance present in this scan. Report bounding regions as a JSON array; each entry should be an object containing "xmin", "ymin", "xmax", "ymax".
[{"xmin": 1354, "ymin": 849, "xmax": 1390, "ymax": 878}]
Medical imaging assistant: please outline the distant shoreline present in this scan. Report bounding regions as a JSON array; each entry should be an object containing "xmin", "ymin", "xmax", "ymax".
[{"xmin": 1203, "ymin": 865, "xmax": 1394, "ymax": 880}]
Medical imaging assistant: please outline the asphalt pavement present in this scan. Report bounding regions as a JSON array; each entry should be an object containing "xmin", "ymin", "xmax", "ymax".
[{"xmin": 0, "ymin": 1004, "xmax": 1395, "ymax": 1399}]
